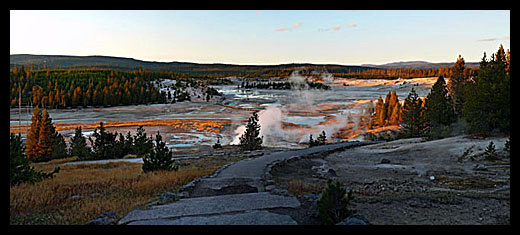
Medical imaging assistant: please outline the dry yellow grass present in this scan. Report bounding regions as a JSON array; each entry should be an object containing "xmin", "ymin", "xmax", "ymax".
[
  {"xmin": 10, "ymin": 155, "xmax": 247, "ymax": 225},
  {"xmin": 286, "ymin": 179, "xmax": 325, "ymax": 195}
]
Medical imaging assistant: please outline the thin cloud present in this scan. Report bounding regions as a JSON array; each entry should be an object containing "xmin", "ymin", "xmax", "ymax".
[
  {"xmin": 275, "ymin": 27, "xmax": 290, "ymax": 32},
  {"xmin": 478, "ymin": 38, "xmax": 497, "ymax": 42},
  {"xmin": 274, "ymin": 22, "xmax": 302, "ymax": 32},
  {"xmin": 477, "ymin": 36, "xmax": 510, "ymax": 42},
  {"xmin": 319, "ymin": 23, "xmax": 356, "ymax": 32}
]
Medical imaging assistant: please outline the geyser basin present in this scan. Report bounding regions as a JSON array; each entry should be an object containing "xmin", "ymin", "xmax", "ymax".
[{"xmin": 10, "ymin": 77, "xmax": 434, "ymax": 150}]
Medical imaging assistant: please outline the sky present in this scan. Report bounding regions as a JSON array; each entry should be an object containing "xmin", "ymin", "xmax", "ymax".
[{"xmin": 10, "ymin": 10, "xmax": 510, "ymax": 65}]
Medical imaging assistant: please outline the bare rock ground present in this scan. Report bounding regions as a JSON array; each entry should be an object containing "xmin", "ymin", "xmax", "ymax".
[{"xmin": 271, "ymin": 135, "xmax": 510, "ymax": 225}]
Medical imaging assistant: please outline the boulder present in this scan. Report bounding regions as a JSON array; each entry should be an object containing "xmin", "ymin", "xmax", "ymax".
[{"xmin": 380, "ymin": 158, "xmax": 391, "ymax": 164}]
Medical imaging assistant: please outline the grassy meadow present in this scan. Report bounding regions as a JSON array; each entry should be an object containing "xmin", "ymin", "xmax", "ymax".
[{"xmin": 10, "ymin": 155, "xmax": 249, "ymax": 225}]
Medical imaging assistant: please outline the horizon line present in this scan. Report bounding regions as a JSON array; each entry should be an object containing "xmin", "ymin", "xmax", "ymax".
[{"xmin": 9, "ymin": 53, "xmax": 482, "ymax": 67}]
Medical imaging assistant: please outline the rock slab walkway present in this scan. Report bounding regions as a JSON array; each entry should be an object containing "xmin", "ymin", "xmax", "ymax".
[{"xmin": 119, "ymin": 192, "xmax": 300, "ymax": 225}]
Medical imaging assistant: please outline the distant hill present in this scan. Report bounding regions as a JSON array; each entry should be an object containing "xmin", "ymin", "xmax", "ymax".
[
  {"xmin": 362, "ymin": 60, "xmax": 480, "ymax": 69},
  {"xmin": 9, "ymin": 54, "xmax": 375, "ymax": 76}
]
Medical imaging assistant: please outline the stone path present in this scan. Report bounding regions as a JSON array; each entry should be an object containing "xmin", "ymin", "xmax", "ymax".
[
  {"xmin": 119, "ymin": 141, "xmax": 379, "ymax": 225},
  {"xmin": 119, "ymin": 192, "xmax": 300, "ymax": 225}
]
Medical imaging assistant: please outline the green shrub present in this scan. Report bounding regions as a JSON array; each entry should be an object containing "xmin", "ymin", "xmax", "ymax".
[
  {"xmin": 317, "ymin": 180, "xmax": 356, "ymax": 225},
  {"xmin": 309, "ymin": 131, "xmax": 327, "ymax": 147},
  {"xmin": 483, "ymin": 141, "xmax": 498, "ymax": 161},
  {"xmin": 457, "ymin": 145, "xmax": 475, "ymax": 162}
]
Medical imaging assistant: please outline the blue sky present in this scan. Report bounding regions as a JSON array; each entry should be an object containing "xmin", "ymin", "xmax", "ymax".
[{"xmin": 10, "ymin": 10, "xmax": 510, "ymax": 65}]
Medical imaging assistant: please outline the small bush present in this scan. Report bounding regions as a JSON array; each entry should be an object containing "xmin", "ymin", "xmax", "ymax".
[
  {"xmin": 309, "ymin": 131, "xmax": 327, "ymax": 147},
  {"xmin": 483, "ymin": 141, "xmax": 498, "ymax": 161},
  {"xmin": 317, "ymin": 179, "xmax": 356, "ymax": 225},
  {"xmin": 457, "ymin": 145, "xmax": 475, "ymax": 162},
  {"xmin": 212, "ymin": 136, "xmax": 222, "ymax": 149}
]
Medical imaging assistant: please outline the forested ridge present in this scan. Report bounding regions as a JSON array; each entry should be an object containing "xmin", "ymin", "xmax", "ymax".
[
  {"xmin": 10, "ymin": 54, "xmax": 374, "ymax": 77},
  {"xmin": 9, "ymin": 68, "xmax": 170, "ymax": 109},
  {"xmin": 9, "ymin": 67, "xmax": 231, "ymax": 109}
]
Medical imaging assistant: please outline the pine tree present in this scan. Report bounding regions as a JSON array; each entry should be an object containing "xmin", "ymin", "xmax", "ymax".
[
  {"xmin": 309, "ymin": 134, "xmax": 317, "ymax": 147},
  {"xmin": 26, "ymin": 106, "xmax": 42, "ymax": 161},
  {"xmin": 463, "ymin": 45, "xmax": 510, "ymax": 135},
  {"xmin": 212, "ymin": 136, "xmax": 222, "ymax": 149},
  {"xmin": 387, "ymin": 90, "xmax": 401, "ymax": 126},
  {"xmin": 50, "ymin": 132, "xmax": 68, "ymax": 160},
  {"xmin": 113, "ymin": 132, "xmax": 132, "ymax": 158},
  {"xmin": 132, "ymin": 126, "xmax": 154, "ymax": 156},
  {"xmin": 89, "ymin": 122, "xmax": 117, "ymax": 159},
  {"xmin": 447, "ymin": 55, "xmax": 467, "ymax": 117},
  {"xmin": 35, "ymin": 109, "xmax": 54, "ymax": 162},
  {"xmin": 72, "ymin": 87, "xmax": 81, "ymax": 108},
  {"xmin": 10, "ymin": 133, "xmax": 32, "ymax": 185},
  {"xmin": 317, "ymin": 130, "xmax": 327, "ymax": 145},
  {"xmin": 402, "ymin": 87, "xmax": 426, "ymax": 137},
  {"xmin": 374, "ymin": 96, "xmax": 385, "ymax": 127},
  {"xmin": 10, "ymin": 133, "xmax": 60, "ymax": 186},
  {"xmin": 424, "ymin": 76, "xmax": 456, "ymax": 127},
  {"xmin": 69, "ymin": 127, "xmax": 91, "ymax": 160},
  {"xmin": 142, "ymin": 132, "xmax": 178, "ymax": 173},
  {"xmin": 48, "ymin": 91, "xmax": 54, "ymax": 108},
  {"xmin": 505, "ymin": 49, "xmax": 510, "ymax": 75},
  {"xmin": 388, "ymin": 101, "xmax": 401, "ymax": 126},
  {"xmin": 239, "ymin": 111, "xmax": 263, "ymax": 151},
  {"xmin": 32, "ymin": 85, "xmax": 44, "ymax": 107}
]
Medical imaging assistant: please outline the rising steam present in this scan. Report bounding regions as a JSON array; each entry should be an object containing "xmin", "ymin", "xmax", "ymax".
[{"xmin": 230, "ymin": 69, "xmax": 366, "ymax": 147}]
